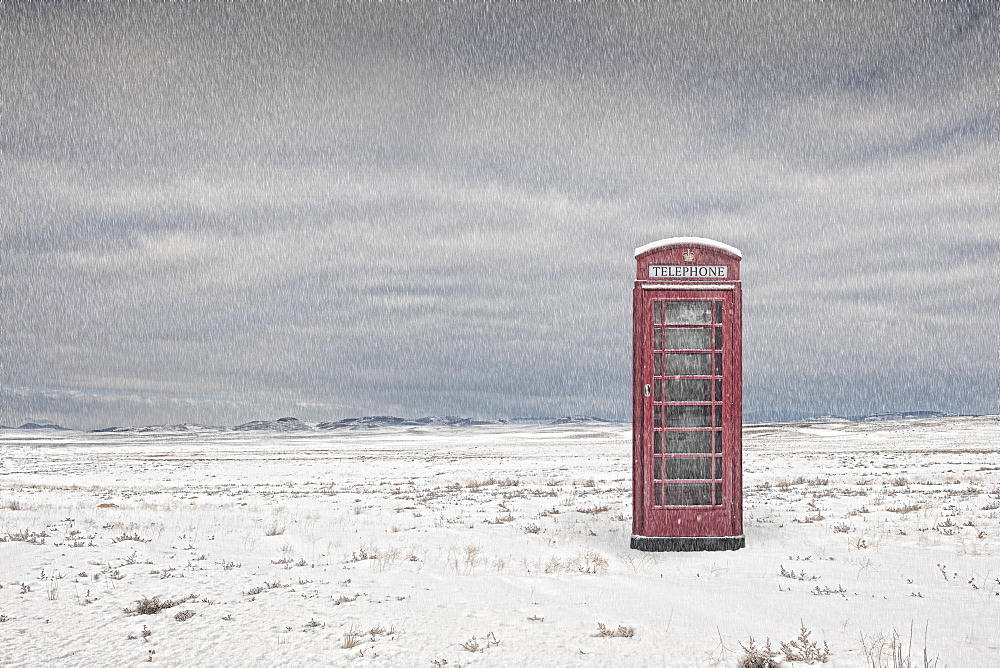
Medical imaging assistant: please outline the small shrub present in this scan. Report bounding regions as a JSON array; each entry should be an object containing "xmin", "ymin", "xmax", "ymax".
[
  {"xmin": 780, "ymin": 565, "xmax": 819, "ymax": 581},
  {"xmin": 174, "ymin": 610, "xmax": 195, "ymax": 622},
  {"xmin": 576, "ymin": 551, "xmax": 609, "ymax": 574},
  {"xmin": 739, "ymin": 637, "xmax": 779, "ymax": 668},
  {"xmin": 7, "ymin": 529, "xmax": 34, "ymax": 542},
  {"xmin": 125, "ymin": 596, "xmax": 181, "ymax": 615},
  {"xmin": 463, "ymin": 545, "xmax": 481, "ymax": 568},
  {"xmin": 112, "ymin": 533, "xmax": 151, "ymax": 544},
  {"xmin": 780, "ymin": 622, "xmax": 830, "ymax": 663}
]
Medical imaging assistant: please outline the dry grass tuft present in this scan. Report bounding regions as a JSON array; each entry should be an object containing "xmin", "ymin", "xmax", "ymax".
[
  {"xmin": 543, "ymin": 551, "xmax": 609, "ymax": 575},
  {"xmin": 595, "ymin": 622, "xmax": 635, "ymax": 638},
  {"xmin": 341, "ymin": 626, "xmax": 364, "ymax": 649},
  {"xmin": 461, "ymin": 631, "xmax": 500, "ymax": 652},
  {"xmin": 264, "ymin": 521, "xmax": 287, "ymax": 536},
  {"xmin": 125, "ymin": 596, "xmax": 183, "ymax": 615},
  {"xmin": 577, "ymin": 505, "xmax": 611, "ymax": 514},
  {"xmin": 860, "ymin": 622, "xmax": 941, "ymax": 668},
  {"xmin": 886, "ymin": 504, "xmax": 921, "ymax": 514}
]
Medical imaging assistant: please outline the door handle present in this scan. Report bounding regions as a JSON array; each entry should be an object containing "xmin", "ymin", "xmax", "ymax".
[{"xmin": 643, "ymin": 384, "xmax": 651, "ymax": 397}]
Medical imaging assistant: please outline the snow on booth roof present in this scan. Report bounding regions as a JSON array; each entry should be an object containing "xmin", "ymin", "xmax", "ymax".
[{"xmin": 634, "ymin": 237, "xmax": 743, "ymax": 258}]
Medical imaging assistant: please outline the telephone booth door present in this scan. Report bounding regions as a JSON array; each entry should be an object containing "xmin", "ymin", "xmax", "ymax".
[{"xmin": 632, "ymin": 239, "xmax": 744, "ymax": 552}]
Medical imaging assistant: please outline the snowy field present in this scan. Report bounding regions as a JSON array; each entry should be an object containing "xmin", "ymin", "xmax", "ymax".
[{"xmin": 1, "ymin": 417, "xmax": 999, "ymax": 667}]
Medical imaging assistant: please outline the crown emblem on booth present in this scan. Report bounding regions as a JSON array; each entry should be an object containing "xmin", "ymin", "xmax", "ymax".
[{"xmin": 682, "ymin": 249, "xmax": 695, "ymax": 262}]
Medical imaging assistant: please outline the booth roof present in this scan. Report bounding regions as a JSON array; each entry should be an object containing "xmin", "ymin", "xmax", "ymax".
[{"xmin": 634, "ymin": 237, "xmax": 743, "ymax": 258}]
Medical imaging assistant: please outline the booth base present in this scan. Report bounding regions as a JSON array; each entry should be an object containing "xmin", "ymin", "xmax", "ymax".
[{"xmin": 631, "ymin": 534, "xmax": 745, "ymax": 552}]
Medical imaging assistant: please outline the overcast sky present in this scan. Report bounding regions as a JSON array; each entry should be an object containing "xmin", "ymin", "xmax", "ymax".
[{"xmin": 2, "ymin": 4, "xmax": 998, "ymax": 429}]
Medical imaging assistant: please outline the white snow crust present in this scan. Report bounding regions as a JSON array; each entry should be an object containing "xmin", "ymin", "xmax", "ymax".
[
  {"xmin": 634, "ymin": 237, "xmax": 743, "ymax": 258},
  {"xmin": 1, "ymin": 417, "xmax": 999, "ymax": 665}
]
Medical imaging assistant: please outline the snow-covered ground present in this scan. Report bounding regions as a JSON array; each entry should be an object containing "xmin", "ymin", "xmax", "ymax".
[{"xmin": 1, "ymin": 417, "xmax": 999, "ymax": 666}]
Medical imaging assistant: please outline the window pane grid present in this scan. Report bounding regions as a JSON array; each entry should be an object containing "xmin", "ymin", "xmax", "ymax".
[{"xmin": 650, "ymin": 299, "xmax": 726, "ymax": 507}]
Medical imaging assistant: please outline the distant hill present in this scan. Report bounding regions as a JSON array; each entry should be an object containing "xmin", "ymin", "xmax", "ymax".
[
  {"xmin": 80, "ymin": 415, "xmax": 513, "ymax": 433},
  {"xmin": 224, "ymin": 415, "xmax": 511, "ymax": 431},
  {"xmin": 548, "ymin": 416, "xmax": 618, "ymax": 425},
  {"xmin": 316, "ymin": 415, "xmax": 507, "ymax": 429},
  {"xmin": 0, "ymin": 422, "xmax": 71, "ymax": 431},
  {"xmin": 233, "ymin": 417, "xmax": 311, "ymax": 431},
  {"xmin": 745, "ymin": 410, "xmax": 959, "ymax": 424},
  {"xmin": 91, "ymin": 423, "xmax": 227, "ymax": 433},
  {"xmin": 850, "ymin": 411, "xmax": 955, "ymax": 422}
]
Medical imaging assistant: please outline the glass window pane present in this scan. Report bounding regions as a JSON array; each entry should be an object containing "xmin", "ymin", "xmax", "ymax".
[
  {"xmin": 663, "ymin": 430, "xmax": 714, "ymax": 453},
  {"xmin": 715, "ymin": 327, "xmax": 723, "ymax": 350},
  {"xmin": 713, "ymin": 302, "xmax": 723, "ymax": 323},
  {"xmin": 666, "ymin": 405, "xmax": 713, "ymax": 427},
  {"xmin": 654, "ymin": 302, "xmax": 662, "ymax": 325},
  {"xmin": 654, "ymin": 457, "xmax": 662, "ymax": 480},
  {"xmin": 664, "ymin": 378, "xmax": 712, "ymax": 402},
  {"xmin": 664, "ymin": 456, "xmax": 713, "ymax": 480},
  {"xmin": 663, "ymin": 483, "xmax": 713, "ymax": 506},
  {"xmin": 714, "ymin": 380, "xmax": 722, "ymax": 401},
  {"xmin": 654, "ymin": 328, "xmax": 663, "ymax": 351},
  {"xmin": 665, "ymin": 327, "xmax": 712, "ymax": 350},
  {"xmin": 714, "ymin": 484, "xmax": 722, "ymax": 505},
  {"xmin": 653, "ymin": 380, "xmax": 662, "ymax": 401},
  {"xmin": 653, "ymin": 430, "xmax": 662, "ymax": 454},
  {"xmin": 653, "ymin": 353, "xmax": 662, "ymax": 377},
  {"xmin": 654, "ymin": 405, "xmax": 662, "ymax": 428},
  {"xmin": 714, "ymin": 405, "xmax": 722, "ymax": 427},
  {"xmin": 714, "ymin": 456, "xmax": 723, "ymax": 479},
  {"xmin": 715, "ymin": 353, "xmax": 723, "ymax": 376},
  {"xmin": 713, "ymin": 430, "xmax": 722, "ymax": 454},
  {"xmin": 664, "ymin": 301, "xmax": 712, "ymax": 324},
  {"xmin": 664, "ymin": 353, "xmax": 712, "ymax": 376},
  {"xmin": 654, "ymin": 483, "xmax": 662, "ymax": 506}
]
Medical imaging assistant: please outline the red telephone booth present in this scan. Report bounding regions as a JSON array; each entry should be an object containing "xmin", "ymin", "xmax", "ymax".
[{"xmin": 632, "ymin": 237, "xmax": 744, "ymax": 551}]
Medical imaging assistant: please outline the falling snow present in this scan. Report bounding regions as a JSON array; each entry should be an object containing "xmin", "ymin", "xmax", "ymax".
[
  {"xmin": 1, "ymin": 5, "xmax": 999, "ymax": 665},
  {"xmin": 2, "ymin": 5, "xmax": 998, "ymax": 428}
]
